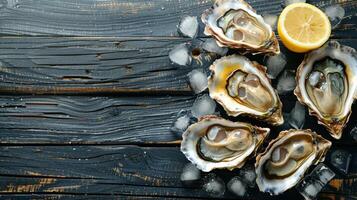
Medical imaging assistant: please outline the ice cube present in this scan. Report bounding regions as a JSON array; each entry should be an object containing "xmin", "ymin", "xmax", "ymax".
[
  {"xmin": 263, "ymin": 14, "xmax": 278, "ymax": 29},
  {"xmin": 297, "ymin": 164, "xmax": 335, "ymax": 200},
  {"xmin": 297, "ymin": 178, "xmax": 324, "ymax": 200},
  {"xmin": 277, "ymin": 70, "xmax": 296, "ymax": 95},
  {"xmin": 178, "ymin": 16, "xmax": 199, "ymax": 38},
  {"xmin": 278, "ymin": 113, "xmax": 294, "ymax": 131},
  {"xmin": 310, "ymin": 164, "xmax": 335, "ymax": 185},
  {"xmin": 180, "ymin": 163, "xmax": 201, "ymax": 186},
  {"xmin": 227, "ymin": 177, "xmax": 247, "ymax": 197},
  {"xmin": 266, "ymin": 53, "xmax": 287, "ymax": 79},
  {"xmin": 325, "ymin": 5, "xmax": 345, "ymax": 29},
  {"xmin": 238, "ymin": 167, "xmax": 257, "ymax": 187},
  {"xmin": 350, "ymin": 127, "xmax": 357, "ymax": 141},
  {"xmin": 169, "ymin": 43, "xmax": 192, "ymax": 66},
  {"xmin": 329, "ymin": 149, "xmax": 351, "ymax": 174},
  {"xmin": 288, "ymin": 101, "xmax": 305, "ymax": 129},
  {"xmin": 284, "ymin": 0, "xmax": 306, "ymax": 7},
  {"xmin": 191, "ymin": 94, "xmax": 216, "ymax": 118},
  {"xmin": 202, "ymin": 38, "xmax": 228, "ymax": 56},
  {"xmin": 170, "ymin": 110, "xmax": 196, "ymax": 138},
  {"xmin": 188, "ymin": 69, "xmax": 208, "ymax": 94},
  {"xmin": 202, "ymin": 173, "xmax": 226, "ymax": 197}
]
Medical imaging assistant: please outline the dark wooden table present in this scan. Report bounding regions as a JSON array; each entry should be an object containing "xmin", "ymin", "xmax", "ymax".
[{"xmin": 0, "ymin": 0, "xmax": 356, "ymax": 199}]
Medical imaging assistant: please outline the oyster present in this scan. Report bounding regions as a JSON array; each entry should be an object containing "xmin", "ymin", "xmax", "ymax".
[
  {"xmin": 295, "ymin": 41, "xmax": 357, "ymax": 139},
  {"xmin": 255, "ymin": 129, "xmax": 331, "ymax": 195},
  {"xmin": 202, "ymin": 0, "xmax": 279, "ymax": 55},
  {"xmin": 208, "ymin": 55, "xmax": 283, "ymax": 125},
  {"xmin": 180, "ymin": 115, "xmax": 269, "ymax": 172}
]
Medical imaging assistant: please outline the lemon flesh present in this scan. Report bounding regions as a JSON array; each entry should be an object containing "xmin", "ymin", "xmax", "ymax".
[{"xmin": 278, "ymin": 3, "xmax": 331, "ymax": 53}]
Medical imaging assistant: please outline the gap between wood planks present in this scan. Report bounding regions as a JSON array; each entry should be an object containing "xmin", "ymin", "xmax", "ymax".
[
  {"xmin": 0, "ymin": 37, "xmax": 356, "ymax": 95},
  {"xmin": 0, "ymin": 145, "xmax": 355, "ymax": 198}
]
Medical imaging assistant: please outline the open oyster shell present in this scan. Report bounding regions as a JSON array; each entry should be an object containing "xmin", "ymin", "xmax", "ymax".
[
  {"xmin": 255, "ymin": 129, "xmax": 331, "ymax": 195},
  {"xmin": 180, "ymin": 115, "xmax": 269, "ymax": 172},
  {"xmin": 208, "ymin": 55, "xmax": 283, "ymax": 125},
  {"xmin": 202, "ymin": 0, "xmax": 279, "ymax": 55},
  {"xmin": 295, "ymin": 41, "xmax": 357, "ymax": 139}
]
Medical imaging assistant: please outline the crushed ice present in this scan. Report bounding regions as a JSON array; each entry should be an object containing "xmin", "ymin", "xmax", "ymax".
[
  {"xmin": 191, "ymin": 94, "xmax": 217, "ymax": 118},
  {"xmin": 277, "ymin": 70, "xmax": 296, "ymax": 95},
  {"xmin": 227, "ymin": 177, "xmax": 247, "ymax": 197},
  {"xmin": 169, "ymin": 43, "xmax": 192, "ymax": 66},
  {"xmin": 202, "ymin": 38, "xmax": 228, "ymax": 56},
  {"xmin": 288, "ymin": 101, "xmax": 305, "ymax": 129},
  {"xmin": 266, "ymin": 53, "xmax": 287, "ymax": 79},
  {"xmin": 188, "ymin": 69, "xmax": 208, "ymax": 94},
  {"xmin": 180, "ymin": 163, "xmax": 201, "ymax": 185},
  {"xmin": 350, "ymin": 127, "xmax": 357, "ymax": 141},
  {"xmin": 202, "ymin": 173, "xmax": 226, "ymax": 197},
  {"xmin": 178, "ymin": 16, "xmax": 199, "ymax": 38},
  {"xmin": 325, "ymin": 5, "xmax": 345, "ymax": 29},
  {"xmin": 238, "ymin": 167, "xmax": 257, "ymax": 188},
  {"xmin": 170, "ymin": 110, "xmax": 196, "ymax": 138},
  {"xmin": 329, "ymin": 149, "xmax": 351, "ymax": 174},
  {"xmin": 296, "ymin": 164, "xmax": 335, "ymax": 200}
]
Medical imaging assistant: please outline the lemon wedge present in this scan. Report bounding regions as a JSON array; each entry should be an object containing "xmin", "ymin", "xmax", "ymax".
[{"xmin": 278, "ymin": 3, "xmax": 331, "ymax": 53}]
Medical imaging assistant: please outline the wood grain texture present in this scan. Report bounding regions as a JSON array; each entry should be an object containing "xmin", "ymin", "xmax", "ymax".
[
  {"xmin": 0, "ymin": 38, "xmax": 356, "ymax": 94},
  {"xmin": 0, "ymin": 146, "xmax": 355, "ymax": 199},
  {"xmin": 0, "ymin": 0, "xmax": 355, "ymax": 37},
  {"xmin": 0, "ymin": 194, "xmax": 355, "ymax": 200},
  {"xmin": 0, "ymin": 95, "xmax": 195, "ymax": 144},
  {"xmin": 0, "ymin": 0, "xmax": 356, "ymax": 199},
  {"xmin": 0, "ymin": 95, "xmax": 356, "ymax": 145},
  {"xmin": 0, "ymin": 194, "xmax": 182, "ymax": 200},
  {"xmin": 0, "ymin": 146, "xmax": 220, "ymax": 198},
  {"xmin": 0, "ymin": 37, "xmax": 205, "ymax": 94}
]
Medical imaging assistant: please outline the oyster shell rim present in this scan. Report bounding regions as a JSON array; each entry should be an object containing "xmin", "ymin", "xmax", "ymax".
[
  {"xmin": 201, "ymin": 0, "xmax": 280, "ymax": 55},
  {"xmin": 294, "ymin": 40, "xmax": 357, "ymax": 139},
  {"xmin": 255, "ymin": 129, "xmax": 332, "ymax": 195},
  {"xmin": 207, "ymin": 54, "xmax": 284, "ymax": 125},
  {"xmin": 180, "ymin": 115, "xmax": 270, "ymax": 172}
]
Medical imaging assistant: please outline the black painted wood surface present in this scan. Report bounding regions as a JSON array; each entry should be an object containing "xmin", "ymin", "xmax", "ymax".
[
  {"xmin": 0, "ymin": 146, "xmax": 356, "ymax": 199},
  {"xmin": 0, "ymin": 0, "xmax": 356, "ymax": 199},
  {"xmin": 0, "ymin": 37, "xmax": 355, "ymax": 94},
  {"xmin": 0, "ymin": 0, "xmax": 355, "ymax": 37},
  {"xmin": 0, "ymin": 95, "xmax": 193, "ymax": 144}
]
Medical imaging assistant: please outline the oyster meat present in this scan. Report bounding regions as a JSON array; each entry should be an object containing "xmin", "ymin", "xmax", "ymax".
[
  {"xmin": 181, "ymin": 115, "xmax": 269, "ymax": 172},
  {"xmin": 255, "ymin": 129, "xmax": 331, "ymax": 195},
  {"xmin": 295, "ymin": 41, "xmax": 357, "ymax": 139},
  {"xmin": 202, "ymin": 0, "xmax": 279, "ymax": 55},
  {"xmin": 208, "ymin": 55, "xmax": 283, "ymax": 125}
]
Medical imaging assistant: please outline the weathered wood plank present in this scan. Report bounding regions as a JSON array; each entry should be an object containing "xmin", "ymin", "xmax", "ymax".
[
  {"xmin": 0, "ymin": 95, "xmax": 356, "ymax": 145},
  {"xmin": 0, "ymin": 38, "xmax": 356, "ymax": 94},
  {"xmin": 319, "ymin": 193, "xmax": 357, "ymax": 200},
  {"xmin": 0, "ymin": 194, "xmax": 181, "ymax": 200},
  {"xmin": 0, "ymin": 95, "xmax": 194, "ymax": 144},
  {"xmin": 0, "ymin": 194, "xmax": 355, "ymax": 200},
  {"xmin": 0, "ymin": 146, "xmax": 355, "ymax": 198},
  {"xmin": 0, "ymin": 146, "xmax": 221, "ymax": 198},
  {"xmin": 0, "ymin": 0, "xmax": 355, "ymax": 37},
  {"xmin": 0, "ymin": 37, "xmax": 202, "ymax": 94}
]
